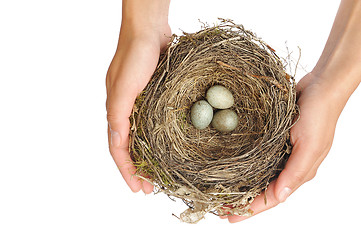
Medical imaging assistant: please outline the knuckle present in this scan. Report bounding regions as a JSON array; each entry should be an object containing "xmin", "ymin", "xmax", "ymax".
[
  {"xmin": 305, "ymin": 171, "xmax": 317, "ymax": 182},
  {"xmin": 290, "ymin": 170, "xmax": 307, "ymax": 184},
  {"xmin": 304, "ymin": 136, "xmax": 329, "ymax": 158},
  {"xmin": 108, "ymin": 146, "xmax": 118, "ymax": 158},
  {"xmin": 309, "ymin": 145, "xmax": 323, "ymax": 158},
  {"xmin": 106, "ymin": 110, "xmax": 119, "ymax": 125}
]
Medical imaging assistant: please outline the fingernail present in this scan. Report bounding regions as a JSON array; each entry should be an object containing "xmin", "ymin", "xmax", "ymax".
[
  {"xmin": 110, "ymin": 128, "xmax": 121, "ymax": 148},
  {"xmin": 279, "ymin": 187, "xmax": 292, "ymax": 203}
]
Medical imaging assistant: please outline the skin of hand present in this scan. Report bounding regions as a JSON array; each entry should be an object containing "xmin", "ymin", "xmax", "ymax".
[
  {"xmin": 106, "ymin": 0, "xmax": 171, "ymax": 194},
  {"xmin": 227, "ymin": 0, "xmax": 361, "ymax": 223}
]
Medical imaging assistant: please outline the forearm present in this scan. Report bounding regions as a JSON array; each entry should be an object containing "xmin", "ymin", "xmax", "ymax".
[
  {"xmin": 312, "ymin": 0, "xmax": 361, "ymax": 106},
  {"xmin": 121, "ymin": 0, "xmax": 170, "ymax": 34}
]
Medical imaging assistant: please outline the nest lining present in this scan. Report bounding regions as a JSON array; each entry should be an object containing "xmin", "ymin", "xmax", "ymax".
[{"xmin": 129, "ymin": 19, "xmax": 298, "ymax": 223}]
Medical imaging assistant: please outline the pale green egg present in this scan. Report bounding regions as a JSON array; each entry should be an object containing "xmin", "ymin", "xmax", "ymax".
[
  {"xmin": 190, "ymin": 100, "xmax": 213, "ymax": 130},
  {"xmin": 206, "ymin": 85, "xmax": 234, "ymax": 109},
  {"xmin": 211, "ymin": 109, "xmax": 239, "ymax": 132}
]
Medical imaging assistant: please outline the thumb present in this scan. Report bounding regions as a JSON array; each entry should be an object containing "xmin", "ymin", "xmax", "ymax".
[
  {"xmin": 106, "ymin": 78, "xmax": 144, "ymax": 192},
  {"xmin": 106, "ymin": 78, "xmax": 138, "ymax": 147},
  {"xmin": 274, "ymin": 139, "xmax": 320, "ymax": 203}
]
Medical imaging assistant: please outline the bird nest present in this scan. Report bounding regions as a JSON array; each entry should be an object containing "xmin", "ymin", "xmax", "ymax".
[{"xmin": 129, "ymin": 19, "xmax": 298, "ymax": 223}]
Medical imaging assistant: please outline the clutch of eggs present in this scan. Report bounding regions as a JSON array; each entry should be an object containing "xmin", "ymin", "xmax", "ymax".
[{"xmin": 190, "ymin": 85, "xmax": 238, "ymax": 132}]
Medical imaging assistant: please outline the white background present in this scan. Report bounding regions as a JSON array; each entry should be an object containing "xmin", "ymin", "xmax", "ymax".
[{"xmin": 1, "ymin": 0, "xmax": 360, "ymax": 239}]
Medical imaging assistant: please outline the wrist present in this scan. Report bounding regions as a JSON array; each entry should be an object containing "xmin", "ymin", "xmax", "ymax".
[
  {"xmin": 307, "ymin": 71, "xmax": 351, "ymax": 118},
  {"xmin": 311, "ymin": 66, "xmax": 360, "ymax": 105},
  {"xmin": 310, "ymin": 0, "xmax": 361, "ymax": 108},
  {"xmin": 122, "ymin": 0, "xmax": 170, "ymax": 34},
  {"xmin": 120, "ymin": 0, "xmax": 171, "ymax": 50}
]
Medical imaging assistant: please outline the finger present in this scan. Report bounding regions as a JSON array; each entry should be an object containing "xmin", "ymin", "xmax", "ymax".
[
  {"xmin": 141, "ymin": 177, "xmax": 155, "ymax": 194},
  {"xmin": 107, "ymin": 83, "xmax": 154, "ymax": 193},
  {"xmin": 274, "ymin": 138, "xmax": 321, "ymax": 203},
  {"xmin": 228, "ymin": 181, "xmax": 279, "ymax": 223},
  {"xmin": 107, "ymin": 124, "xmax": 141, "ymax": 193},
  {"xmin": 106, "ymin": 61, "xmax": 142, "ymax": 190},
  {"xmin": 303, "ymin": 147, "xmax": 330, "ymax": 183},
  {"xmin": 106, "ymin": 68, "xmax": 145, "ymax": 192},
  {"xmin": 107, "ymin": 124, "xmax": 154, "ymax": 194},
  {"xmin": 227, "ymin": 148, "xmax": 324, "ymax": 224}
]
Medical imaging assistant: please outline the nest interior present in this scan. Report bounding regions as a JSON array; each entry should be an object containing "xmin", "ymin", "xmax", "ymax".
[{"xmin": 129, "ymin": 19, "xmax": 298, "ymax": 223}]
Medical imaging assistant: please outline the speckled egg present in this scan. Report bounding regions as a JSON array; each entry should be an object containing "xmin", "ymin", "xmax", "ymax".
[
  {"xmin": 211, "ymin": 109, "xmax": 239, "ymax": 132},
  {"xmin": 190, "ymin": 100, "xmax": 213, "ymax": 130},
  {"xmin": 206, "ymin": 85, "xmax": 234, "ymax": 109}
]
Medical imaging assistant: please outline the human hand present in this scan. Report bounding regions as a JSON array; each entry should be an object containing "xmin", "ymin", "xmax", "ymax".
[
  {"xmin": 226, "ymin": 72, "xmax": 345, "ymax": 223},
  {"xmin": 226, "ymin": 0, "xmax": 361, "ymax": 222},
  {"xmin": 106, "ymin": 3, "xmax": 171, "ymax": 194}
]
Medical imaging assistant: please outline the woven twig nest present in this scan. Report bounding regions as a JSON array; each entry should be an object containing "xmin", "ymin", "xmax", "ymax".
[{"xmin": 130, "ymin": 19, "xmax": 298, "ymax": 223}]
